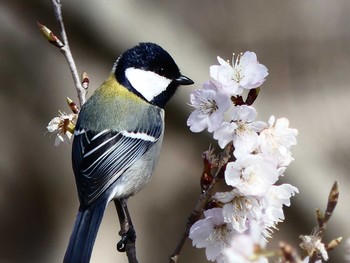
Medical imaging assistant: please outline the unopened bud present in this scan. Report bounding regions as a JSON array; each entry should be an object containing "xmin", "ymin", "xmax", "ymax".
[
  {"xmin": 231, "ymin": 95, "xmax": 244, "ymax": 106},
  {"xmin": 316, "ymin": 208, "xmax": 324, "ymax": 228},
  {"xmin": 246, "ymin": 88, "xmax": 260, "ymax": 105},
  {"xmin": 67, "ymin": 97, "xmax": 79, "ymax": 114},
  {"xmin": 37, "ymin": 22, "xmax": 64, "ymax": 48},
  {"xmin": 324, "ymin": 181, "xmax": 339, "ymax": 223},
  {"xmin": 81, "ymin": 72, "xmax": 90, "ymax": 90},
  {"xmin": 326, "ymin": 237, "xmax": 342, "ymax": 251}
]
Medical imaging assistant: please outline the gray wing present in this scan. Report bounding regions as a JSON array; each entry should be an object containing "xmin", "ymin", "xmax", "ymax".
[{"xmin": 72, "ymin": 124, "xmax": 162, "ymax": 206}]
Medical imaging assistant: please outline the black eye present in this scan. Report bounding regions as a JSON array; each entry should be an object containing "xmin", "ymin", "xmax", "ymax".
[{"xmin": 158, "ymin": 67, "xmax": 165, "ymax": 75}]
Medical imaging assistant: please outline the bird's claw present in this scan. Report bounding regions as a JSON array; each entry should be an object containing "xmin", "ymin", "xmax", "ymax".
[{"xmin": 117, "ymin": 227, "xmax": 136, "ymax": 252}]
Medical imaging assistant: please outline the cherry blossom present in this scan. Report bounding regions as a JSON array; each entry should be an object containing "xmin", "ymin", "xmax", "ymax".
[
  {"xmin": 187, "ymin": 81, "xmax": 231, "ymax": 133},
  {"xmin": 224, "ymin": 155, "xmax": 279, "ymax": 197},
  {"xmin": 259, "ymin": 116, "xmax": 298, "ymax": 166},
  {"xmin": 224, "ymin": 234, "xmax": 268, "ymax": 263},
  {"xmin": 47, "ymin": 111, "xmax": 77, "ymax": 146},
  {"xmin": 189, "ymin": 208, "xmax": 235, "ymax": 262},
  {"xmin": 210, "ymin": 52, "xmax": 268, "ymax": 96},
  {"xmin": 214, "ymin": 105, "xmax": 266, "ymax": 157},
  {"xmin": 187, "ymin": 50, "xmax": 299, "ymax": 263}
]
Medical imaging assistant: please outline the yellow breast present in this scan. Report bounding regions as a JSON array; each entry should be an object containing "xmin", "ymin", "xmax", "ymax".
[{"xmin": 96, "ymin": 74, "xmax": 144, "ymax": 103}]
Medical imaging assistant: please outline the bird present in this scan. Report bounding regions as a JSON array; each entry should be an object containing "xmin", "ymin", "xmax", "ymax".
[{"xmin": 63, "ymin": 42, "xmax": 194, "ymax": 263}]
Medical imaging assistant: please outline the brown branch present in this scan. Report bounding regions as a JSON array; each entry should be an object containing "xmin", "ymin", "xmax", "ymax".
[
  {"xmin": 170, "ymin": 143, "xmax": 233, "ymax": 263},
  {"xmin": 169, "ymin": 185, "xmax": 215, "ymax": 263},
  {"xmin": 41, "ymin": 0, "xmax": 87, "ymax": 106},
  {"xmin": 300, "ymin": 181, "xmax": 341, "ymax": 263}
]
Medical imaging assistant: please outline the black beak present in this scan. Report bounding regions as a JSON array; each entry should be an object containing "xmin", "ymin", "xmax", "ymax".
[{"xmin": 175, "ymin": 75, "xmax": 194, "ymax": 85}]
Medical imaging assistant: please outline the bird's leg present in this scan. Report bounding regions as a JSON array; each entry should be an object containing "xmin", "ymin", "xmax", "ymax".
[
  {"xmin": 114, "ymin": 198, "xmax": 136, "ymax": 253},
  {"xmin": 115, "ymin": 199, "xmax": 128, "ymax": 238},
  {"xmin": 122, "ymin": 199, "xmax": 137, "ymax": 249}
]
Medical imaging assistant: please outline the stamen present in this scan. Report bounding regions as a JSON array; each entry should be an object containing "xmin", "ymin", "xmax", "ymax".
[
  {"xmin": 231, "ymin": 52, "xmax": 245, "ymax": 83},
  {"xmin": 199, "ymin": 98, "xmax": 218, "ymax": 115}
]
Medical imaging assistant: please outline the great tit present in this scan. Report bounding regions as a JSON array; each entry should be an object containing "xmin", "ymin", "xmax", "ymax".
[{"xmin": 63, "ymin": 42, "xmax": 193, "ymax": 263}]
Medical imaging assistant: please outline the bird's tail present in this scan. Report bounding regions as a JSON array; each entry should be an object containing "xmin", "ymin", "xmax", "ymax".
[{"xmin": 63, "ymin": 200, "xmax": 108, "ymax": 263}]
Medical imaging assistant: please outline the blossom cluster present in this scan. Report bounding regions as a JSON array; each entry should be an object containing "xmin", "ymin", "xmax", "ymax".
[
  {"xmin": 187, "ymin": 52, "xmax": 298, "ymax": 262},
  {"xmin": 46, "ymin": 97, "xmax": 79, "ymax": 146},
  {"xmin": 47, "ymin": 111, "xmax": 77, "ymax": 146}
]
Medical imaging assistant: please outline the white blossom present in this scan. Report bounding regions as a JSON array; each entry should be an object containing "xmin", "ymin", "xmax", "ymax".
[
  {"xmin": 260, "ymin": 184, "xmax": 299, "ymax": 229},
  {"xmin": 224, "ymin": 234, "xmax": 268, "ymax": 263},
  {"xmin": 232, "ymin": 106, "xmax": 266, "ymax": 157},
  {"xmin": 213, "ymin": 105, "xmax": 266, "ymax": 154},
  {"xmin": 302, "ymin": 256, "xmax": 322, "ymax": 263},
  {"xmin": 214, "ymin": 190, "xmax": 260, "ymax": 233},
  {"xmin": 47, "ymin": 111, "xmax": 77, "ymax": 146},
  {"xmin": 300, "ymin": 230, "xmax": 328, "ymax": 261},
  {"xmin": 187, "ymin": 50, "xmax": 299, "ymax": 263},
  {"xmin": 224, "ymin": 155, "xmax": 279, "ymax": 197},
  {"xmin": 213, "ymin": 121, "xmax": 238, "ymax": 149},
  {"xmin": 259, "ymin": 116, "xmax": 298, "ymax": 166},
  {"xmin": 189, "ymin": 208, "xmax": 234, "ymax": 262},
  {"xmin": 231, "ymin": 104, "xmax": 258, "ymax": 123},
  {"xmin": 187, "ymin": 81, "xmax": 231, "ymax": 133},
  {"xmin": 210, "ymin": 52, "xmax": 268, "ymax": 96}
]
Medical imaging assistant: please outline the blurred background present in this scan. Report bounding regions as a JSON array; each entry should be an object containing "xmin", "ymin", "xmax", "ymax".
[{"xmin": 1, "ymin": 0, "xmax": 350, "ymax": 262}]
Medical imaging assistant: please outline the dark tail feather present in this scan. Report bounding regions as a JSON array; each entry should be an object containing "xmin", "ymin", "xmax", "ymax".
[{"xmin": 63, "ymin": 200, "xmax": 108, "ymax": 263}]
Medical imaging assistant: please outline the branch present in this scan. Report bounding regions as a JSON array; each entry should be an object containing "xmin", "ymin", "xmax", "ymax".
[
  {"xmin": 39, "ymin": 0, "xmax": 87, "ymax": 106},
  {"xmin": 299, "ymin": 181, "xmax": 342, "ymax": 263},
  {"xmin": 51, "ymin": 0, "xmax": 87, "ymax": 106},
  {"xmin": 170, "ymin": 143, "xmax": 233, "ymax": 263}
]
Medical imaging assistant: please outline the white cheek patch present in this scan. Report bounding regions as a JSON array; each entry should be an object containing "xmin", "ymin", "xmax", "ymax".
[{"xmin": 125, "ymin": 67, "xmax": 172, "ymax": 102}]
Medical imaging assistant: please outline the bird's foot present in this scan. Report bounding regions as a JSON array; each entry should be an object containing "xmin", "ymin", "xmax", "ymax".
[{"xmin": 117, "ymin": 227, "xmax": 136, "ymax": 252}]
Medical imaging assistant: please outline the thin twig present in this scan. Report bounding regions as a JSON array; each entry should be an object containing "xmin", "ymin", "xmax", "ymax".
[
  {"xmin": 170, "ymin": 143, "xmax": 233, "ymax": 263},
  {"xmin": 300, "ymin": 181, "xmax": 341, "ymax": 263},
  {"xmin": 170, "ymin": 184, "xmax": 215, "ymax": 263},
  {"xmin": 50, "ymin": 0, "xmax": 87, "ymax": 106},
  {"xmin": 125, "ymin": 241, "xmax": 138, "ymax": 263}
]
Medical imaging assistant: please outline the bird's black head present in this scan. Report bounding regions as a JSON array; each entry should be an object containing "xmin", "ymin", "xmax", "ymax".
[{"xmin": 114, "ymin": 42, "xmax": 193, "ymax": 108}]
